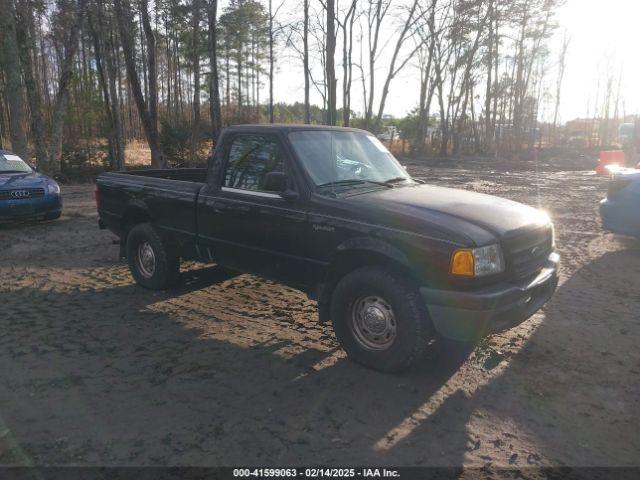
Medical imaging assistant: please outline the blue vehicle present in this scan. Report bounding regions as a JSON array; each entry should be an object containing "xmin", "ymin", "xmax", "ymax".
[
  {"xmin": 0, "ymin": 150, "xmax": 62, "ymax": 223},
  {"xmin": 600, "ymin": 168, "xmax": 640, "ymax": 238}
]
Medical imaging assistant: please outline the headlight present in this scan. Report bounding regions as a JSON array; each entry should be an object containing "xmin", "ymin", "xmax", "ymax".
[
  {"xmin": 450, "ymin": 244, "xmax": 504, "ymax": 277},
  {"xmin": 47, "ymin": 182, "xmax": 60, "ymax": 194}
]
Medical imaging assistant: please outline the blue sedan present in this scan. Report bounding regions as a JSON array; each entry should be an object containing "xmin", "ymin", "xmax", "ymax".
[
  {"xmin": 600, "ymin": 168, "xmax": 640, "ymax": 238},
  {"xmin": 0, "ymin": 150, "xmax": 62, "ymax": 223}
]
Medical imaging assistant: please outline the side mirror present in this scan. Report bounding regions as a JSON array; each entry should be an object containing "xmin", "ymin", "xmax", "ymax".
[
  {"xmin": 279, "ymin": 189, "xmax": 298, "ymax": 202},
  {"xmin": 263, "ymin": 171, "xmax": 287, "ymax": 192},
  {"xmin": 263, "ymin": 171, "xmax": 298, "ymax": 201}
]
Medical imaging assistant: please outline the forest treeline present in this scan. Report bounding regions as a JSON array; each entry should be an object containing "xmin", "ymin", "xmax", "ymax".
[{"xmin": 0, "ymin": 0, "xmax": 566, "ymax": 174}]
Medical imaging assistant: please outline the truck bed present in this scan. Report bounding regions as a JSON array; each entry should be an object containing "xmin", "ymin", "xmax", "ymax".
[{"xmin": 97, "ymin": 168, "xmax": 207, "ymax": 258}]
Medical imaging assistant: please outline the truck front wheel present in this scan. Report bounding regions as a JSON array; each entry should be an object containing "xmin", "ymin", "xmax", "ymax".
[
  {"xmin": 126, "ymin": 223, "xmax": 180, "ymax": 290},
  {"xmin": 330, "ymin": 266, "xmax": 433, "ymax": 373}
]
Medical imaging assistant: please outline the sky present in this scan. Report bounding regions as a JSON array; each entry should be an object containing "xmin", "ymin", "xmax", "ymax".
[
  {"xmin": 270, "ymin": 0, "xmax": 640, "ymax": 124},
  {"xmin": 553, "ymin": 0, "xmax": 640, "ymax": 122}
]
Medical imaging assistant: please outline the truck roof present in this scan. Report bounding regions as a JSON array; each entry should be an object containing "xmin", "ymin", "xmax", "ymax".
[{"xmin": 224, "ymin": 124, "xmax": 371, "ymax": 135}]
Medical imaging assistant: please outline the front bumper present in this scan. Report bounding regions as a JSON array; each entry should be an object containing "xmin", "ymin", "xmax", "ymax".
[
  {"xmin": 0, "ymin": 194, "xmax": 62, "ymax": 222},
  {"xmin": 421, "ymin": 253, "xmax": 559, "ymax": 341},
  {"xmin": 600, "ymin": 198, "xmax": 640, "ymax": 238}
]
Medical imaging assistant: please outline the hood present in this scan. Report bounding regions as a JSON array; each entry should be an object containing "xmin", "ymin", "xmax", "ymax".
[
  {"xmin": 0, "ymin": 171, "xmax": 47, "ymax": 189},
  {"xmin": 344, "ymin": 184, "xmax": 550, "ymax": 246}
]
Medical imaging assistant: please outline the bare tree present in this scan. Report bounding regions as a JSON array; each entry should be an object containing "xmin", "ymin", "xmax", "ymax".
[
  {"xmin": 339, "ymin": 0, "xmax": 357, "ymax": 126},
  {"xmin": 268, "ymin": 0, "xmax": 286, "ymax": 123},
  {"xmin": 88, "ymin": 3, "xmax": 124, "ymax": 170},
  {"xmin": 372, "ymin": 0, "xmax": 424, "ymax": 131},
  {"xmin": 114, "ymin": 0, "xmax": 165, "ymax": 168},
  {"xmin": 0, "ymin": 0, "xmax": 29, "ymax": 160},
  {"xmin": 208, "ymin": 0, "xmax": 222, "ymax": 140},
  {"xmin": 411, "ymin": 0, "xmax": 438, "ymax": 155},
  {"xmin": 303, "ymin": 0, "xmax": 310, "ymax": 123},
  {"xmin": 13, "ymin": 0, "xmax": 47, "ymax": 165},
  {"xmin": 191, "ymin": 0, "xmax": 202, "ymax": 164},
  {"xmin": 551, "ymin": 31, "xmax": 570, "ymax": 140},
  {"xmin": 363, "ymin": 0, "xmax": 391, "ymax": 128},
  {"xmin": 325, "ymin": 0, "xmax": 337, "ymax": 125},
  {"xmin": 47, "ymin": 0, "xmax": 83, "ymax": 174},
  {"xmin": 0, "ymin": 0, "xmax": 568, "ymax": 172}
]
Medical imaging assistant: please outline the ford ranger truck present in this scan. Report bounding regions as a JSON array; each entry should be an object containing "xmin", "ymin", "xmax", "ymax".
[{"xmin": 96, "ymin": 125, "xmax": 559, "ymax": 372}]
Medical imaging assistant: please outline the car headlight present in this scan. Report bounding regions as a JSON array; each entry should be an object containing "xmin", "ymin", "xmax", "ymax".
[
  {"xmin": 47, "ymin": 182, "xmax": 60, "ymax": 194},
  {"xmin": 450, "ymin": 244, "xmax": 505, "ymax": 277}
]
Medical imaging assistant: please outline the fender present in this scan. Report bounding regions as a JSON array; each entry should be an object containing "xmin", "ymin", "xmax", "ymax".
[
  {"xmin": 334, "ymin": 236, "xmax": 413, "ymax": 272},
  {"xmin": 125, "ymin": 198, "xmax": 150, "ymax": 216},
  {"xmin": 120, "ymin": 199, "xmax": 151, "ymax": 236},
  {"xmin": 317, "ymin": 236, "xmax": 416, "ymax": 320}
]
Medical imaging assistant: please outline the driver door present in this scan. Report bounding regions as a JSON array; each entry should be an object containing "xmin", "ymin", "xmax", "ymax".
[{"xmin": 197, "ymin": 133, "xmax": 310, "ymax": 284}]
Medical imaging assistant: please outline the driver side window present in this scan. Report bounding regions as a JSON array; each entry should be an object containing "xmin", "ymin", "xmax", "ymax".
[{"xmin": 223, "ymin": 135, "xmax": 285, "ymax": 192}]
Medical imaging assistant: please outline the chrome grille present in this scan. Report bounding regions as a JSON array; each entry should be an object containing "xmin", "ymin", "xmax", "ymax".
[
  {"xmin": 503, "ymin": 226, "xmax": 553, "ymax": 280},
  {"xmin": 0, "ymin": 188, "xmax": 45, "ymax": 201}
]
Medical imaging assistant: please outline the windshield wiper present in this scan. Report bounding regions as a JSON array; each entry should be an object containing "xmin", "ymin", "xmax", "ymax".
[
  {"xmin": 0, "ymin": 170, "xmax": 27, "ymax": 174},
  {"xmin": 384, "ymin": 176, "xmax": 412, "ymax": 184},
  {"xmin": 317, "ymin": 179, "xmax": 393, "ymax": 189}
]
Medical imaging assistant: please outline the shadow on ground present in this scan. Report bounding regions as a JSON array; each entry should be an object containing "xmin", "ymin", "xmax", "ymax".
[{"xmin": 1, "ymin": 247, "xmax": 639, "ymax": 468}]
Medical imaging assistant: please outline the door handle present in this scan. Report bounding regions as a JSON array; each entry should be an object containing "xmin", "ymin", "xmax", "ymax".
[{"xmin": 212, "ymin": 203, "xmax": 252, "ymax": 215}]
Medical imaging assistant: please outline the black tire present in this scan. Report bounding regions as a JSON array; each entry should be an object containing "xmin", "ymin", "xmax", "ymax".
[
  {"xmin": 330, "ymin": 266, "xmax": 433, "ymax": 373},
  {"xmin": 44, "ymin": 211, "xmax": 61, "ymax": 220},
  {"xmin": 126, "ymin": 223, "xmax": 180, "ymax": 290}
]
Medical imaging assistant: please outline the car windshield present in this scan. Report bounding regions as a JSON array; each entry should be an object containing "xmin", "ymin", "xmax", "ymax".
[
  {"xmin": 288, "ymin": 130, "xmax": 410, "ymax": 189},
  {"xmin": 0, "ymin": 153, "xmax": 32, "ymax": 173}
]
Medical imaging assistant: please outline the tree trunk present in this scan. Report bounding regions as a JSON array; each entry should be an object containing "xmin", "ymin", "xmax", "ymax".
[
  {"xmin": 268, "ymin": 0, "xmax": 274, "ymax": 123},
  {"xmin": 106, "ymin": 27, "xmax": 125, "ymax": 169},
  {"xmin": 208, "ymin": 0, "xmax": 222, "ymax": 141},
  {"xmin": 13, "ymin": 0, "xmax": 47, "ymax": 166},
  {"xmin": 114, "ymin": 0, "xmax": 165, "ymax": 168},
  {"xmin": 325, "ymin": 0, "xmax": 336, "ymax": 125},
  {"xmin": 191, "ymin": 0, "xmax": 201, "ymax": 165},
  {"xmin": 88, "ymin": 9, "xmax": 119, "ymax": 170},
  {"xmin": 552, "ymin": 33, "xmax": 570, "ymax": 143},
  {"xmin": 341, "ymin": 1, "xmax": 356, "ymax": 127},
  {"xmin": 484, "ymin": 0, "xmax": 494, "ymax": 152},
  {"xmin": 140, "ymin": 0, "xmax": 163, "ymax": 167},
  {"xmin": 47, "ymin": 0, "xmax": 82, "ymax": 174},
  {"xmin": 237, "ymin": 47, "xmax": 243, "ymax": 110},
  {"xmin": 0, "ymin": 0, "xmax": 29, "ymax": 161},
  {"xmin": 303, "ymin": 0, "xmax": 310, "ymax": 124}
]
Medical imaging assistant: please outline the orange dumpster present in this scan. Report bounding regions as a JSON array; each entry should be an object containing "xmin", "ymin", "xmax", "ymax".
[{"xmin": 596, "ymin": 150, "xmax": 625, "ymax": 174}]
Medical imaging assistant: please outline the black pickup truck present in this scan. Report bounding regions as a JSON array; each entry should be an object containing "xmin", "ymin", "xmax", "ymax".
[{"xmin": 97, "ymin": 124, "xmax": 559, "ymax": 372}]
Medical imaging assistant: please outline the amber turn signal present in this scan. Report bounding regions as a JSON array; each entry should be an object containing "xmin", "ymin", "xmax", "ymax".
[{"xmin": 450, "ymin": 249, "xmax": 475, "ymax": 276}]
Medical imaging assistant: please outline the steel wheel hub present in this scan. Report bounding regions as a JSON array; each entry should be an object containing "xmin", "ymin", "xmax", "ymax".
[
  {"xmin": 350, "ymin": 296, "xmax": 397, "ymax": 351},
  {"xmin": 137, "ymin": 241, "xmax": 156, "ymax": 278}
]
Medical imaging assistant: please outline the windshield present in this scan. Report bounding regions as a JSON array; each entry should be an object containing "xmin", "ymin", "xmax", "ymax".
[
  {"xmin": 288, "ymin": 130, "xmax": 409, "ymax": 189},
  {"xmin": 0, "ymin": 153, "xmax": 32, "ymax": 173}
]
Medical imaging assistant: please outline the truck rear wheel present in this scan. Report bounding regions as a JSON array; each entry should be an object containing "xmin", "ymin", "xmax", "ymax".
[
  {"xmin": 126, "ymin": 223, "xmax": 180, "ymax": 290},
  {"xmin": 330, "ymin": 266, "xmax": 434, "ymax": 373}
]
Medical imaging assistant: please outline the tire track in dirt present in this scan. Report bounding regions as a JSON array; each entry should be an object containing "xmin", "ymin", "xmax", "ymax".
[{"xmin": 1, "ymin": 171, "xmax": 638, "ymax": 469}]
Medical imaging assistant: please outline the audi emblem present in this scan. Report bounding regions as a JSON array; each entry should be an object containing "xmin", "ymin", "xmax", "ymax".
[{"xmin": 10, "ymin": 190, "xmax": 31, "ymax": 199}]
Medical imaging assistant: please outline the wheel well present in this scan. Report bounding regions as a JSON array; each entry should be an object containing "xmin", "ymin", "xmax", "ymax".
[
  {"xmin": 319, "ymin": 250, "xmax": 417, "ymax": 307},
  {"xmin": 120, "ymin": 208, "xmax": 151, "ymax": 240}
]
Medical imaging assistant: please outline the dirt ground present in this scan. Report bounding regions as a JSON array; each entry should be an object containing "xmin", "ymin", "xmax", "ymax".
[{"xmin": 1, "ymin": 161, "xmax": 639, "ymax": 471}]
